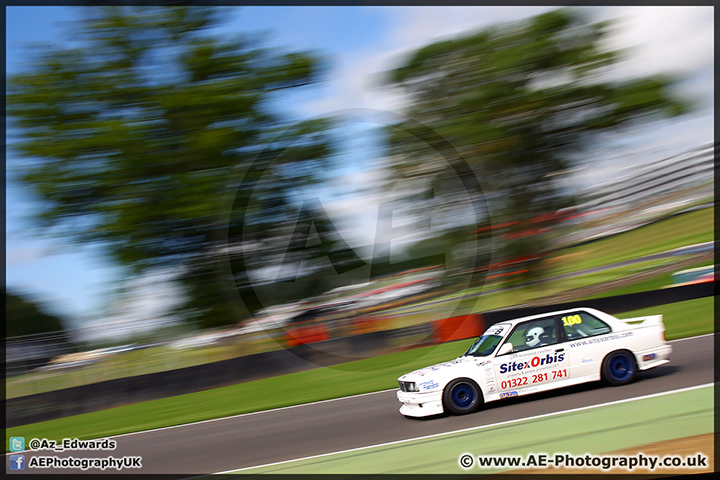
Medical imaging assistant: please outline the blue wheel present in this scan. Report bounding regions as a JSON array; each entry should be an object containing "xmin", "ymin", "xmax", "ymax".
[
  {"xmin": 602, "ymin": 351, "xmax": 636, "ymax": 386},
  {"xmin": 443, "ymin": 379, "xmax": 481, "ymax": 415}
]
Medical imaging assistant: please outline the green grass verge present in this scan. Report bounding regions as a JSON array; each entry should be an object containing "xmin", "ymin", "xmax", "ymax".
[
  {"xmin": 548, "ymin": 207, "xmax": 713, "ymax": 276},
  {"xmin": 6, "ymin": 294, "xmax": 714, "ymax": 452},
  {"xmin": 6, "ymin": 331, "xmax": 285, "ymax": 399},
  {"xmin": 389, "ymin": 257, "xmax": 709, "ymax": 323},
  {"xmin": 462, "ymin": 258, "xmax": 709, "ymax": 314},
  {"xmin": 582, "ymin": 262, "xmax": 712, "ymax": 299},
  {"xmin": 616, "ymin": 296, "xmax": 714, "ymax": 340}
]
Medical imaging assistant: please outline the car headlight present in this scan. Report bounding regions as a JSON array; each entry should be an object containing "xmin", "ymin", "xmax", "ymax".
[{"xmin": 399, "ymin": 381, "xmax": 419, "ymax": 392}]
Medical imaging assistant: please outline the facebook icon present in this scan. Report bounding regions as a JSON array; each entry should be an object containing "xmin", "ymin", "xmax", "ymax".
[{"xmin": 9, "ymin": 454, "xmax": 25, "ymax": 470}]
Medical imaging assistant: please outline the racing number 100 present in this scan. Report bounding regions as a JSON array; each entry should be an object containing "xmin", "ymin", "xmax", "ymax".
[{"xmin": 562, "ymin": 315, "xmax": 582, "ymax": 327}]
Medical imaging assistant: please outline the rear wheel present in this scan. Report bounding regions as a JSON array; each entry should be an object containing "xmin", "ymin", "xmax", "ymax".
[
  {"xmin": 602, "ymin": 350, "xmax": 636, "ymax": 386},
  {"xmin": 443, "ymin": 378, "xmax": 482, "ymax": 415}
]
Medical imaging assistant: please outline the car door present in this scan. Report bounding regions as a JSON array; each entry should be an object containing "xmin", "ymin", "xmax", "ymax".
[
  {"xmin": 559, "ymin": 310, "xmax": 613, "ymax": 378},
  {"xmin": 493, "ymin": 316, "xmax": 570, "ymax": 396}
]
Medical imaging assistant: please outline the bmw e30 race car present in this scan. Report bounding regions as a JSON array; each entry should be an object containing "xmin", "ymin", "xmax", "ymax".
[{"xmin": 397, "ymin": 307, "xmax": 671, "ymax": 417}]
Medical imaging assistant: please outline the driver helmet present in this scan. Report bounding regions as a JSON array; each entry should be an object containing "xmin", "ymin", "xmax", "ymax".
[{"xmin": 526, "ymin": 326, "xmax": 544, "ymax": 347}]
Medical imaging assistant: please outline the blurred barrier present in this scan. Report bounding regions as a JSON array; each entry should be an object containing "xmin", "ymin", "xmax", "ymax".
[
  {"xmin": 6, "ymin": 330, "xmax": 396, "ymax": 427},
  {"xmin": 432, "ymin": 313, "xmax": 485, "ymax": 343},
  {"xmin": 285, "ymin": 324, "xmax": 329, "ymax": 347},
  {"xmin": 387, "ymin": 323, "xmax": 435, "ymax": 349},
  {"xmin": 5, "ymin": 331, "xmax": 75, "ymax": 377},
  {"xmin": 6, "ymin": 281, "xmax": 714, "ymax": 426},
  {"xmin": 482, "ymin": 280, "xmax": 714, "ymax": 324},
  {"xmin": 350, "ymin": 316, "xmax": 379, "ymax": 335}
]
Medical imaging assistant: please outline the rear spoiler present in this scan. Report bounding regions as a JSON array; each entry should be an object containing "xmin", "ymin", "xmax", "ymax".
[{"xmin": 618, "ymin": 314, "xmax": 664, "ymax": 327}]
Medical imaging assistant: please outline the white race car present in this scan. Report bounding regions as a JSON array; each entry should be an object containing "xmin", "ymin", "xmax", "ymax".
[{"xmin": 397, "ymin": 307, "xmax": 671, "ymax": 417}]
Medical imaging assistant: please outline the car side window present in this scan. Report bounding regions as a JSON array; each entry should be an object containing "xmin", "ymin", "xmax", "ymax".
[
  {"xmin": 561, "ymin": 312, "xmax": 611, "ymax": 340},
  {"xmin": 500, "ymin": 317, "xmax": 558, "ymax": 354}
]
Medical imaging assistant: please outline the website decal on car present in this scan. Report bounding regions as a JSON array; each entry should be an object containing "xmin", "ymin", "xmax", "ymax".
[{"xmin": 568, "ymin": 331, "xmax": 633, "ymax": 348}]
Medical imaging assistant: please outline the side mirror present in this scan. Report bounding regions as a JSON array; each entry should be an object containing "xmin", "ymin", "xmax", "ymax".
[{"xmin": 497, "ymin": 343, "xmax": 513, "ymax": 356}]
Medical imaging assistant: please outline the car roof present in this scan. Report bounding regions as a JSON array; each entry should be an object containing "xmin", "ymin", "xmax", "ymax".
[{"xmin": 494, "ymin": 307, "xmax": 611, "ymax": 327}]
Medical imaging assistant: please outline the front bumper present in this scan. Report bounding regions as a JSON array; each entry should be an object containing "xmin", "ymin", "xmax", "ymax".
[{"xmin": 397, "ymin": 389, "xmax": 444, "ymax": 417}]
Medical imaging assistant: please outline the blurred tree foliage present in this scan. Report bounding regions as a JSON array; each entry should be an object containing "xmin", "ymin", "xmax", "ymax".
[
  {"xmin": 6, "ymin": 292, "xmax": 67, "ymax": 337},
  {"xmin": 7, "ymin": 7, "xmax": 334, "ymax": 329},
  {"xmin": 384, "ymin": 9, "xmax": 691, "ymax": 282}
]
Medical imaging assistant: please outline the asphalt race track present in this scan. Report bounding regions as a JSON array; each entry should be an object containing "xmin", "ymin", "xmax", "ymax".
[{"xmin": 8, "ymin": 334, "xmax": 714, "ymax": 475}]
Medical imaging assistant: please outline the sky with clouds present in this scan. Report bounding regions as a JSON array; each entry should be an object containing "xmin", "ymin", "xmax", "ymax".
[{"xmin": 5, "ymin": 6, "xmax": 713, "ymax": 335}]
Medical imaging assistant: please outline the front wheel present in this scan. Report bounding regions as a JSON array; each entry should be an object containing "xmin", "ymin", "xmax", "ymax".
[
  {"xmin": 443, "ymin": 378, "xmax": 482, "ymax": 415},
  {"xmin": 602, "ymin": 350, "xmax": 636, "ymax": 386}
]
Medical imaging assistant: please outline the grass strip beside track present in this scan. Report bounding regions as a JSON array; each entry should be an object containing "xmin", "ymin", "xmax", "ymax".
[
  {"xmin": 383, "ymin": 258, "xmax": 713, "ymax": 327},
  {"xmin": 582, "ymin": 267, "xmax": 712, "ymax": 299},
  {"xmin": 232, "ymin": 386, "xmax": 713, "ymax": 474},
  {"xmin": 6, "ymin": 296, "xmax": 714, "ymax": 452},
  {"xmin": 547, "ymin": 206, "xmax": 713, "ymax": 276},
  {"xmin": 616, "ymin": 296, "xmax": 714, "ymax": 340}
]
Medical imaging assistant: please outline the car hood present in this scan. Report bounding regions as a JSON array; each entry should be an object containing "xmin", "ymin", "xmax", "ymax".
[{"xmin": 399, "ymin": 356, "xmax": 482, "ymax": 386}]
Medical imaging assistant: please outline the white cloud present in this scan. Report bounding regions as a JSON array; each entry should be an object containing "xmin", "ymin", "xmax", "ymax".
[
  {"xmin": 300, "ymin": 6, "xmax": 713, "ymax": 199},
  {"xmin": 5, "ymin": 245, "xmax": 51, "ymax": 266},
  {"xmin": 77, "ymin": 268, "xmax": 186, "ymax": 343},
  {"xmin": 602, "ymin": 7, "xmax": 714, "ymax": 77},
  {"xmin": 297, "ymin": 7, "xmax": 559, "ymax": 116},
  {"xmin": 295, "ymin": 50, "xmax": 405, "ymax": 115},
  {"xmin": 570, "ymin": 110, "xmax": 713, "ymax": 192},
  {"xmin": 383, "ymin": 6, "xmax": 555, "ymax": 50},
  {"xmin": 298, "ymin": 6, "xmax": 713, "ymax": 123},
  {"xmin": 320, "ymin": 168, "xmax": 391, "ymax": 251}
]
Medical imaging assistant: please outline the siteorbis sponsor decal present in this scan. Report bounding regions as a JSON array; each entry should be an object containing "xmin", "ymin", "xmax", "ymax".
[{"xmin": 499, "ymin": 352, "xmax": 565, "ymax": 374}]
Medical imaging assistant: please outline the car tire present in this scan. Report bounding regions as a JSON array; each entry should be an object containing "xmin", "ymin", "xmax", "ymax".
[
  {"xmin": 602, "ymin": 350, "xmax": 637, "ymax": 386},
  {"xmin": 442, "ymin": 378, "xmax": 482, "ymax": 415}
]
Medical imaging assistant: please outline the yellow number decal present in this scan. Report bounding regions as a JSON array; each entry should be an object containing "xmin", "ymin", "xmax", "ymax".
[{"xmin": 562, "ymin": 315, "xmax": 582, "ymax": 327}]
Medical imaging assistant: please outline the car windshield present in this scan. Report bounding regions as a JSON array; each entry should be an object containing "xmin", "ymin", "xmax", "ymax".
[{"xmin": 463, "ymin": 335, "xmax": 502, "ymax": 357}]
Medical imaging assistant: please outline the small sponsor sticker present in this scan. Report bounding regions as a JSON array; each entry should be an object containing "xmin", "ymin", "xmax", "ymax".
[
  {"xmin": 484, "ymin": 323, "xmax": 511, "ymax": 337},
  {"xmin": 419, "ymin": 380, "xmax": 439, "ymax": 390},
  {"xmin": 642, "ymin": 353, "xmax": 657, "ymax": 361}
]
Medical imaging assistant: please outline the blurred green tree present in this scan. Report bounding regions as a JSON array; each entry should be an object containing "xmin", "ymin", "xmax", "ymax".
[
  {"xmin": 384, "ymin": 9, "xmax": 691, "ymax": 282},
  {"xmin": 7, "ymin": 7, "xmax": 334, "ymax": 328},
  {"xmin": 6, "ymin": 291, "xmax": 67, "ymax": 337}
]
